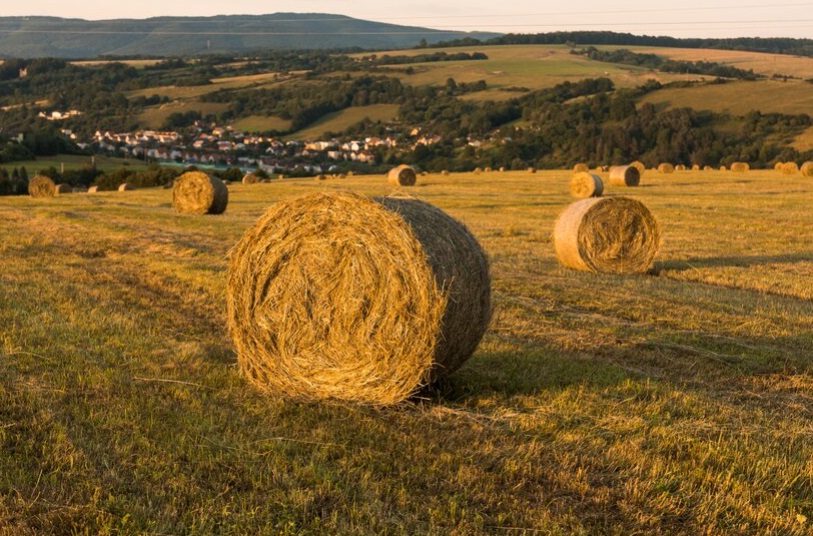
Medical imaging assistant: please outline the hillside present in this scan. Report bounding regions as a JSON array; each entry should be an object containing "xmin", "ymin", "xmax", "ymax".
[{"xmin": 0, "ymin": 14, "xmax": 500, "ymax": 59}]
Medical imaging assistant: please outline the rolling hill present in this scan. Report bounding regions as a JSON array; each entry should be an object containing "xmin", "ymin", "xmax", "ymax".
[{"xmin": 0, "ymin": 14, "xmax": 500, "ymax": 59}]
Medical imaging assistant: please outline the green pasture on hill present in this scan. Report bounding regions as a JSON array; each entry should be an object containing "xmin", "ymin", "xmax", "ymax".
[{"xmin": 2, "ymin": 167, "xmax": 813, "ymax": 534}]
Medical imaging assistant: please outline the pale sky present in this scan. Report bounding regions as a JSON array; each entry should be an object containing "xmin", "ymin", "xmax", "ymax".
[{"xmin": 3, "ymin": 0, "xmax": 813, "ymax": 39}]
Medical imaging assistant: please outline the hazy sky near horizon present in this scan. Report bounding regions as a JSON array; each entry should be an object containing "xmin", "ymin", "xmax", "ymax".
[{"xmin": 3, "ymin": 0, "xmax": 813, "ymax": 39}]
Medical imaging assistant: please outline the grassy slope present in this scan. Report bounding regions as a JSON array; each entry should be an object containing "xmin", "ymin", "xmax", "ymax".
[
  {"xmin": 2, "ymin": 169, "xmax": 813, "ymax": 534},
  {"xmin": 1, "ymin": 154, "xmax": 148, "ymax": 174},
  {"xmin": 286, "ymin": 104, "xmax": 400, "ymax": 141}
]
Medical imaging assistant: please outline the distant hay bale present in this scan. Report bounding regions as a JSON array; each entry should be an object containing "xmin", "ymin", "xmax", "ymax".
[
  {"xmin": 774, "ymin": 162, "xmax": 785, "ymax": 171},
  {"xmin": 118, "ymin": 183, "xmax": 136, "ymax": 191},
  {"xmin": 703, "ymin": 165, "xmax": 713, "ymax": 171},
  {"xmin": 441, "ymin": 170, "xmax": 450, "ymax": 176},
  {"xmin": 387, "ymin": 164, "xmax": 417, "ymax": 186},
  {"xmin": 54, "ymin": 183, "xmax": 73, "ymax": 195},
  {"xmin": 657, "ymin": 163, "xmax": 675, "ymax": 174},
  {"xmin": 87, "ymin": 185, "xmax": 102, "ymax": 193},
  {"xmin": 675, "ymin": 164, "xmax": 686, "ymax": 171},
  {"xmin": 242, "ymin": 173, "xmax": 259, "ymax": 185},
  {"xmin": 499, "ymin": 166, "xmax": 505, "ymax": 172},
  {"xmin": 801, "ymin": 161, "xmax": 813, "ymax": 177},
  {"xmin": 473, "ymin": 167, "xmax": 482, "ymax": 175},
  {"xmin": 730, "ymin": 162, "xmax": 750, "ymax": 173},
  {"xmin": 28, "ymin": 175, "xmax": 55, "ymax": 198},
  {"xmin": 782, "ymin": 162, "xmax": 800, "ymax": 174},
  {"xmin": 573, "ymin": 163, "xmax": 589, "ymax": 173},
  {"xmin": 720, "ymin": 165, "xmax": 727, "ymax": 171},
  {"xmin": 570, "ymin": 172, "xmax": 604, "ymax": 199},
  {"xmin": 691, "ymin": 164, "xmax": 700, "ymax": 171},
  {"xmin": 172, "ymin": 171, "xmax": 228, "ymax": 215},
  {"xmin": 316, "ymin": 174, "xmax": 327, "ymax": 181},
  {"xmin": 609, "ymin": 165, "xmax": 640, "ymax": 187},
  {"xmin": 553, "ymin": 196, "xmax": 660, "ymax": 274},
  {"xmin": 484, "ymin": 167, "xmax": 492, "ymax": 173},
  {"xmin": 226, "ymin": 191, "xmax": 492, "ymax": 405},
  {"xmin": 527, "ymin": 167, "xmax": 537, "ymax": 174},
  {"xmin": 630, "ymin": 161, "xmax": 646, "ymax": 175}
]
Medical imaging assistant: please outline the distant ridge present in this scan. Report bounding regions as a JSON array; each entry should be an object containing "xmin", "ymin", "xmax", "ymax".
[{"xmin": 0, "ymin": 14, "xmax": 502, "ymax": 59}]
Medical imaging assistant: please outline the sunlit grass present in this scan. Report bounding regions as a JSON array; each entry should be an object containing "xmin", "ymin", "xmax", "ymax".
[{"xmin": 2, "ymin": 169, "xmax": 813, "ymax": 534}]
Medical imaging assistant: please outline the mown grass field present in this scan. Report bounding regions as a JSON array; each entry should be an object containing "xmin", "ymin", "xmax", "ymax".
[
  {"xmin": 1, "ymin": 154, "xmax": 148, "ymax": 174},
  {"xmin": 2, "ymin": 168, "xmax": 813, "ymax": 534},
  {"xmin": 286, "ymin": 104, "xmax": 401, "ymax": 141}
]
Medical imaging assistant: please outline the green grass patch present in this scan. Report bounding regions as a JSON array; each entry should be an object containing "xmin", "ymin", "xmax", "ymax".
[
  {"xmin": 288, "ymin": 104, "xmax": 400, "ymax": 140},
  {"xmin": 232, "ymin": 115, "xmax": 293, "ymax": 133}
]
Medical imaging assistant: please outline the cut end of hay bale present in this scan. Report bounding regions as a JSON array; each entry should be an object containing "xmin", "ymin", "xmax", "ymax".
[
  {"xmin": 172, "ymin": 170, "xmax": 228, "ymax": 215},
  {"xmin": 553, "ymin": 196, "xmax": 660, "ymax": 274},
  {"xmin": 387, "ymin": 164, "xmax": 417, "ymax": 187},
  {"xmin": 801, "ymin": 162, "xmax": 813, "ymax": 177},
  {"xmin": 226, "ymin": 191, "xmax": 491, "ymax": 405},
  {"xmin": 242, "ymin": 173, "xmax": 259, "ymax": 185},
  {"xmin": 54, "ymin": 183, "xmax": 72, "ymax": 195},
  {"xmin": 609, "ymin": 165, "xmax": 640, "ymax": 187},
  {"xmin": 570, "ymin": 172, "xmax": 604, "ymax": 199},
  {"xmin": 118, "ymin": 183, "xmax": 136, "ymax": 191},
  {"xmin": 630, "ymin": 161, "xmax": 645, "ymax": 175},
  {"xmin": 28, "ymin": 175, "xmax": 56, "ymax": 198}
]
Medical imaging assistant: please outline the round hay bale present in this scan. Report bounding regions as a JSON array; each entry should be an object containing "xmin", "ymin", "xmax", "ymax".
[
  {"xmin": 172, "ymin": 171, "xmax": 228, "ymax": 215},
  {"xmin": 782, "ymin": 162, "xmax": 799, "ymax": 174},
  {"xmin": 473, "ymin": 167, "xmax": 482, "ymax": 175},
  {"xmin": 774, "ymin": 162, "xmax": 785, "ymax": 171},
  {"xmin": 316, "ymin": 174, "xmax": 327, "ymax": 181},
  {"xmin": 691, "ymin": 164, "xmax": 700, "ymax": 171},
  {"xmin": 630, "ymin": 161, "xmax": 646, "ymax": 175},
  {"xmin": 801, "ymin": 161, "xmax": 813, "ymax": 177},
  {"xmin": 484, "ymin": 167, "xmax": 492, "ymax": 173},
  {"xmin": 703, "ymin": 165, "xmax": 713, "ymax": 171},
  {"xmin": 28, "ymin": 175, "xmax": 55, "ymax": 198},
  {"xmin": 573, "ymin": 163, "xmax": 589, "ymax": 173},
  {"xmin": 730, "ymin": 162, "xmax": 750, "ymax": 173},
  {"xmin": 675, "ymin": 164, "xmax": 686, "ymax": 171},
  {"xmin": 118, "ymin": 183, "xmax": 136, "ymax": 191},
  {"xmin": 658, "ymin": 163, "xmax": 675, "ymax": 174},
  {"xmin": 499, "ymin": 166, "xmax": 505, "ymax": 173},
  {"xmin": 226, "ymin": 191, "xmax": 492, "ymax": 405},
  {"xmin": 608, "ymin": 165, "xmax": 640, "ymax": 187},
  {"xmin": 553, "ymin": 196, "xmax": 660, "ymax": 274},
  {"xmin": 87, "ymin": 185, "xmax": 102, "ymax": 193},
  {"xmin": 54, "ymin": 183, "xmax": 73, "ymax": 195},
  {"xmin": 570, "ymin": 172, "xmax": 604, "ymax": 199},
  {"xmin": 527, "ymin": 167, "xmax": 537, "ymax": 174},
  {"xmin": 387, "ymin": 165, "xmax": 417, "ymax": 187},
  {"xmin": 242, "ymin": 173, "xmax": 259, "ymax": 185},
  {"xmin": 720, "ymin": 165, "xmax": 727, "ymax": 171},
  {"xmin": 441, "ymin": 170, "xmax": 450, "ymax": 176}
]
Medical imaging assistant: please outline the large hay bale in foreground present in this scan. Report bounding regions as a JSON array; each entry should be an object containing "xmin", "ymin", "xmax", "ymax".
[
  {"xmin": 118, "ymin": 183, "xmax": 136, "ymax": 191},
  {"xmin": 172, "ymin": 171, "xmax": 228, "ymax": 215},
  {"xmin": 573, "ymin": 163, "xmax": 589, "ymax": 173},
  {"xmin": 609, "ymin": 165, "xmax": 640, "ymax": 187},
  {"xmin": 657, "ymin": 163, "xmax": 675, "ymax": 174},
  {"xmin": 801, "ymin": 161, "xmax": 813, "ymax": 177},
  {"xmin": 730, "ymin": 162, "xmax": 750, "ymax": 173},
  {"xmin": 570, "ymin": 172, "xmax": 604, "ymax": 198},
  {"xmin": 28, "ymin": 175, "xmax": 56, "ymax": 198},
  {"xmin": 553, "ymin": 197, "xmax": 660, "ymax": 274},
  {"xmin": 387, "ymin": 164, "xmax": 417, "ymax": 186},
  {"xmin": 55, "ymin": 183, "xmax": 73, "ymax": 195},
  {"xmin": 227, "ymin": 191, "xmax": 492, "ymax": 404}
]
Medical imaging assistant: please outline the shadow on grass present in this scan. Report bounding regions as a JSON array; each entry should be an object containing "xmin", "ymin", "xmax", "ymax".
[
  {"xmin": 425, "ymin": 348, "xmax": 630, "ymax": 402},
  {"xmin": 655, "ymin": 253, "xmax": 813, "ymax": 273}
]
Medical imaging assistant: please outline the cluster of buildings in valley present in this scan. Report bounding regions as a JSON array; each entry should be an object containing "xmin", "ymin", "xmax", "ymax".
[{"xmin": 62, "ymin": 121, "xmax": 443, "ymax": 174}]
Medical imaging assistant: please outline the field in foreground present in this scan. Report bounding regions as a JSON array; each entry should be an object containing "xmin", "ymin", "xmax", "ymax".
[{"xmin": 2, "ymin": 169, "xmax": 813, "ymax": 534}]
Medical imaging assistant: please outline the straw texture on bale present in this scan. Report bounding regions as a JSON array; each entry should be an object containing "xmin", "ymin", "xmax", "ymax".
[
  {"xmin": 657, "ymin": 163, "xmax": 675, "ymax": 174},
  {"xmin": 570, "ymin": 172, "xmax": 604, "ymax": 198},
  {"xmin": 242, "ymin": 173, "xmax": 259, "ymax": 185},
  {"xmin": 573, "ymin": 163, "xmax": 589, "ymax": 173},
  {"xmin": 387, "ymin": 165, "xmax": 417, "ymax": 187},
  {"xmin": 801, "ymin": 161, "xmax": 813, "ymax": 177},
  {"xmin": 28, "ymin": 175, "xmax": 55, "ymax": 198},
  {"xmin": 226, "ymin": 191, "xmax": 492, "ymax": 405},
  {"xmin": 774, "ymin": 162, "xmax": 785, "ymax": 171},
  {"xmin": 55, "ymin": 183, "xmax": 72, "ymax": 194},
  {"xmin": 118, "ymin": 183, "xmax": 135, "ymax": 191},
  {"xmin": 783, "ymin": 162, "xmax": 800, "ymax": 174},
  {"xmin": 730, "ymin": 162, "xmax": 750, "ymax": 173},
  {"xmin": 675, "ymin": 164, "xmax": 686, "ymax": 171},
  {"xmin": 553, "ymin": 196, "xmax": 660, "ymax": 274},
  {"xmin": 609, "ymin": 165, "xmax": 640, "ymax": 187},
  {"xmin": 172, "ymin": 171, "xmax": 228, "ymax": 215},
  {"xmin": 692, "ymin": 164, "xmax": 700, "ymax": 171}
]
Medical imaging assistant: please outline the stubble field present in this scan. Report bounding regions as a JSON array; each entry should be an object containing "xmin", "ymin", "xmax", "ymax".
[{"xmin": 2, "ymin": 168, "xmax": 813, "ymax": 534}]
